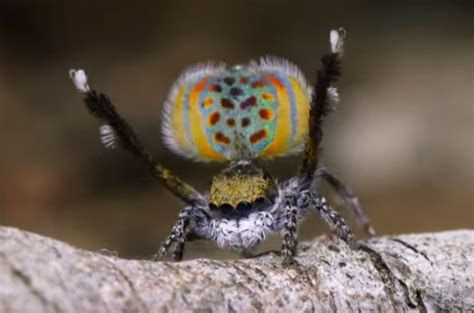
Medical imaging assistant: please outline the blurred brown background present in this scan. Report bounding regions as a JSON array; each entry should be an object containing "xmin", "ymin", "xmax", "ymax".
[{"xmin": 0, "ymin": 0, "xmax": 472, "ymax": 259}]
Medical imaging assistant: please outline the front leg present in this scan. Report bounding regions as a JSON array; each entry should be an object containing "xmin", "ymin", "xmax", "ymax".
[
  {"xmin": 155, "ymin": 205, "xmax": 210, "ymax": 261},
  {"xmin": 279, "ymin": 205, "xmax": 299, "ymax": 266},
  {"xmin": 299, "ymin": 28, "xmax": 345, "ymax": 180},
  {"xmin": 276, "ymin": 186, "xmax": 358, "ymax": 267}
]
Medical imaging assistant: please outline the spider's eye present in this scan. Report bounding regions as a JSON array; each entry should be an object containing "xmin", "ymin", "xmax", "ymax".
[
  {"xmin": 236, "ymin": 201, "xmax": 252, "ymax": 216},
  {"xmin": 209, "ymin": 203, "xmax": 218, "ymax": 211},
  {"xmin": 254, "ymin": 197, "xmax": 266, "ymax": 211},
  {"xmin": 220, "ymin": 203, "xmax": 234, "ymax": 214},
  {"xmin": 255, "ymin": 197, "xmax": 265, "ymax": 205}
]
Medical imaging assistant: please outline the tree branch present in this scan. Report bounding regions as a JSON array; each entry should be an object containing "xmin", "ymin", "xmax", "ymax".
[{"xmin": 0, "ymin": 226, "xmax": 473, "ymax": 312}]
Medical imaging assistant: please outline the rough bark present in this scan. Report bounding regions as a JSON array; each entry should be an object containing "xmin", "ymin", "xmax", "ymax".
[{"xmin": 0, "ymin": 227, "xmax": 472, "ymax": 313}]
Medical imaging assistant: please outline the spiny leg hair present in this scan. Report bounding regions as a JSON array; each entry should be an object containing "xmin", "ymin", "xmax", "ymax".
[
  {"xmin": 310, "ymin": 193, "xmax": 358, "ymax": 248},
  {"xmin": 276, "ymin": 183, "xmax": 358, "ymax": 265},
  {"xmin": 315, "ymin": 168, "xmax": 375, "ymax": 236},
  {"xmin": 279, "ymin": 205, "xmax": 299, "ymax": 266},
  {"xmin": 156, "ymin": 206, "xmax": 192, "ymax": 261},
  {"xmin": 154, "ymin": 205, "xmax": 211, "ymax": 261}
]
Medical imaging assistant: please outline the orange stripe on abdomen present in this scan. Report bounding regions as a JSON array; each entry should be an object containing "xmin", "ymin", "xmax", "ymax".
[
  {"xmin": 261, "ymin": 74, "xmax": 292, "ymax": 157},
  {"xmin": 188, "ymin": 78, "xmax": 225, "ymax": 160}
]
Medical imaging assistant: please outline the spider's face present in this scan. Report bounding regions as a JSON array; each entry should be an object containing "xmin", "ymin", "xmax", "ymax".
[{"xmin": 208, "ymin": 161, "xmax": 278, "ymax": 217}]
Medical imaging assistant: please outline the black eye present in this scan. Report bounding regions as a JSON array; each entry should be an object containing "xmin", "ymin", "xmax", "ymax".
[
  {"xmin": 209, "ymin": 203, "xmax": 218, "ymax": 210},
  {"xmin": 254, "ymin": 197, "xmax": 267, "ymax": 211},
  {"xmin": 255, "ymin": 197, "xmax": 265, "ymax": 205},
  {"xmin": 220, "ymin": 203, "xmax": 234, "ymax": 214},
  {"xmin": 236, "ymin": 201, "xmax": 252, "ymax": 216}
]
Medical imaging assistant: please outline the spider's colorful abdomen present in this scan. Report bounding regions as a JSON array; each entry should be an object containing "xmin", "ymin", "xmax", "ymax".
[{"xmin": 162, "ymin": 58, "xmax": 312, "ymax": 161}]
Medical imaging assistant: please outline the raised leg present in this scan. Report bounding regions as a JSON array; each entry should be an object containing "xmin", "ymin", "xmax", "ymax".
[
  {"xmin": 69, "ymin": 69, "xmax": 204, "ymax": 207},
  {"xmin": 299, "ymin": 28, "xmax": 345, "ymax": 181},
  {"xmin": 155, "ymin": 205, "xmax": 211, "ymax": 261},
  {"xmin": 315, "ymin": 168, "xmax": 375, "ymax": 236}
]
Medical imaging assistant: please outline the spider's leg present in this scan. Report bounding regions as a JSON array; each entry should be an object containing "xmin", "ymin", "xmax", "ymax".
[
  {"xmin": 308, "ymin": 192, "xmax": 358, "ymax": 249},
  {"xmin": 278, "ymin": 205, "xmax": 299, "ymax": 266},
  {"xmin": 299, "ymin": 28, "xmax": 345, "ymax": 181},
  {"xmin": 273, "ymin": 191, "xmax": 300, "ymax": 266},
  {"xmin": 315, "ymin": 168, "xmax": 375, "ymax": 236},
  {"xmin": 155, "ymin": 205, "xmax": 210, "ymax": 261},
  {"xmin": 307, "ymin": 191, "xmax": 401, "ymax": 294},
  {"xmin": 156, "ymin": 207, "xmax": 192, "ymax": 261},
  {"xmin": 69, "ymin": 69, "xmax": 203, "ymax": 206}
]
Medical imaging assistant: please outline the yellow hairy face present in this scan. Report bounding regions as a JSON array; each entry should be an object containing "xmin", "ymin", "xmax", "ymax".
[{"xmin": 208, "ymin": 162, "xmax": 278, "ymax": 216}]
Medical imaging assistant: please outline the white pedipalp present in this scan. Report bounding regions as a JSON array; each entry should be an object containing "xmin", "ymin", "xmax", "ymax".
[
  {"xmin": 209, "ymin": 219, "xmax": 241, "ymax": 250},
  {"xmin": 239, "ymin": 212, "xmax": 275, "ymax": 248},
  {"xmin": 69, "ymin": 69, "xmax": 90, "ymax": 93},
  {"xmin": 204, "ymin": 211, "xmax": 277, "ymax": 251}
]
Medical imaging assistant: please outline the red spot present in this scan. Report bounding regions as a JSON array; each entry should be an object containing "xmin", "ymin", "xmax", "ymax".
[
  {"xmin": 259, "ymin": 109, "xmax": 273, "ymax": 120},
  {"xmin": 251, "ymin": 80, "xmax": 265, "ymax": 88},
  {"xmin": 226, "ymin": 119, "xmax": 235, "ymax": 127},
  {"xmin": 221, "ymin": 98, "xmax": 235, "ymax": 109},
  {"xmin": 208, "ymin": 112, "xmax": 221, "ymax": 126},
  {"xmin": 240, "ymin": 77, "xmax": 249, "ymax": 84},
  {"xmin": 265, "ymin": 75, "xmax": 284, "ymax": 90},
  {"xmin": 250, "ymin": 129, "xmax": 267, "ymax": 144},
  {"xmin": 241, "ymin": 117, "xmax": 251, "ymax": 127},
  {"xmin": 210, "ymin": 84, "xmax": 222, "ymax": 92},
  {"xmin": 261, "ymin": 93, "xmax": 274, "ymax": 102},
  {"xmin": 193, "ymin": 78, "xmax": 209, "ymax": 92},
  {"xmin": 215, "ymin": 132, "xmax": 231, "ymax": 144},
  {"xmin": 202, "ymin": 97, "xmax": 214, "ymax": 108}
]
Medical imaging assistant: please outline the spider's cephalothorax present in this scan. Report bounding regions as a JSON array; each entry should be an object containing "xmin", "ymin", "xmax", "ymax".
[
  {"xmin": 70, "ymin": 28, "xmax": 375, "ymax": 265},
  {"xmin": 208, "ymin": 161, "xmax": 278, "ymax": 218}
]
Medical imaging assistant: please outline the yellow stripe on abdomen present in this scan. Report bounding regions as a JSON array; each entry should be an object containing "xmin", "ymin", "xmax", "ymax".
[
  {"xmin": 171, "ymin": 85, "xmax": 192, "ymax": 153},
  {"xmin": 290, "ymin": 77, "xmax": 310, "ymax": 147},
  {"xmin": 262, "ymin": 74, "xmax": 292, "ymax": 157},
  {"xmin": 188, "ymin": 78, "xmax": 225, "ymax": 161}
]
